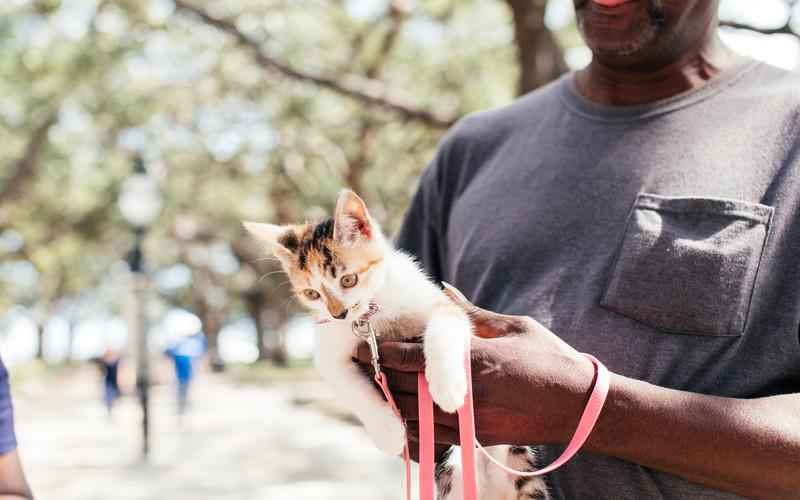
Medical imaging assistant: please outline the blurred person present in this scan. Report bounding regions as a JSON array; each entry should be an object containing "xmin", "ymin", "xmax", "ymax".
[
  {"xmin": 91, "ymin": 349, "xmax": 121, "ymax": 415},
  {"xmin": 353, "ymin": 0, "xmax": 800, "ymax": 499},
  {"xmin": 164, "ymin": 332, "xmax": 206, "ymax": 415},
  {"xmin": 0, "ymin": 358, "xmax": 34, "ymax": 499}
]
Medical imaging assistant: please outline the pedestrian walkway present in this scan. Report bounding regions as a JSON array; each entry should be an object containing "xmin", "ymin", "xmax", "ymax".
[{"xmin": 13, "ymin": 369, "xmax": 413, "ymax": 500}]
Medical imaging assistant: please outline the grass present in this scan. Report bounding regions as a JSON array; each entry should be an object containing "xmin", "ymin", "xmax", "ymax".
[
  {"xmin": 223, "ymin": 358, "xmax": 318, "ymax": 386},
  {"xmin": 222, "ymin": 359, "xmax": 360, "ymax": 424},
  {"xmin": 9, "ymin": 360, "xmax": 83, "ymax": 386}
]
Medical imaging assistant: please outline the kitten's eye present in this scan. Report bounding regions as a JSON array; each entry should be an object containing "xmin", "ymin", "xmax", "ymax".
[
  {"xmin": 340, "ymin": 273, "xmax": 358, "ymax": 289},
  {"xmin": 303, "ymin": 289, "xmax": 320, "ymax": 300}
]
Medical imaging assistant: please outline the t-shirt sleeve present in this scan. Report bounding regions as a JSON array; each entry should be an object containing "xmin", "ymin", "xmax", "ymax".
[
  {"xmin": 394, "ymin": 162, "xmax": 446, "ymax": 282},
  {"xmin": 394, "ymin": 124, "xmax": 465, "ymax": 283},
  {"xmin": 0, "ymin": 357, "xmax": 18, "ymax": 454},
  {"xmin": 395, "ymin": 115, "xmax": 477, "ymax": 282}
]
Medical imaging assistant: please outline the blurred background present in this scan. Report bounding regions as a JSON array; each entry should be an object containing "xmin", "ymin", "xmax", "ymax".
[{"xmin": 0, "ymin": 0, "xmax": 798, "ymax": 499}]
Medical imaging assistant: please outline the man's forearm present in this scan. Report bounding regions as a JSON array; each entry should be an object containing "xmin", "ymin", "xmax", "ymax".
[{"xmin": 586, "ymin": 373, "xmax": 800, "ymax": 499}]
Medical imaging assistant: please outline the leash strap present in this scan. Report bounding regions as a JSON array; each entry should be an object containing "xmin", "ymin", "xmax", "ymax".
[
  {"xmin": 471, "ymin": 353, "xmax": 610, "ymax": 477},
  {"xmin": 374, "ymin": 371, "xmax": 412, "ymax": 500},
  {"xmin": 417, "ymin": 350, "xmax": 609, "ymax": 498},
  {"xmin": 457, "ymin": 348, "xmax": 479, "ymax": 499},
  {"xmin": 418, "ymin": 375, "xmax": 435, "ymax": 500}
]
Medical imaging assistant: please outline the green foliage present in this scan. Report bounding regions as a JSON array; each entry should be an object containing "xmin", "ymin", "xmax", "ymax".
[
  {"xmin": 0, "ymin": 0, "xmax": 567, "ymax": 354},
  {"xmin": 1, "ymin": 0, "xmax": 792, "ymax": 360}
]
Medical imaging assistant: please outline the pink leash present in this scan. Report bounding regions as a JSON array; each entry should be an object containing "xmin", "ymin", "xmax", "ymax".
[
  {"xmin": 363, "ymin": 295, "xmax": 610, "ymax": 500},
  {"xmin": 374, "ymin": 371, "xmax": 412, "ymax": 500},
  {"xmin": 374, "ymin": 348, "xmax": 609, "ymax": 500}
]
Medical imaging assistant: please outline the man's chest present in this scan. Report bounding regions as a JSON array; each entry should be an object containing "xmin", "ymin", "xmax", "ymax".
[{"xmin": 441, "ymin": 130, "xmax": 796, "ymax": 370}]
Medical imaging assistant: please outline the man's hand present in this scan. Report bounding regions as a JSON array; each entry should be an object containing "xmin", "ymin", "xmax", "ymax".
[
  {"xmin": 354, "ymin": 283, "xmax": 596, "ymax": 448},
  {"xmin": 354, "ymin": 283, "xmax": 800, "ymax": 499}
]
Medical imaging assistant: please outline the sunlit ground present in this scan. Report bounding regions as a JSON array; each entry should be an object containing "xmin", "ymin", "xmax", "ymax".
[{"xmin": 14, "ymin": 364, "xmax": 414, "ymax": 500}]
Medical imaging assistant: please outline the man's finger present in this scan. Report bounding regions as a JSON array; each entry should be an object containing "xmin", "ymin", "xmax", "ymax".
[
  {"xmin": 382, "ymin": 368, "xmax": 419, "ymax": 394},
  {"xmin": 354, "ymin": 341, "xmax": 426, "ymax": 372},
  {"xmin": 406, "ymin": 438, "xmax": 452, "ymax": 464},
  {"xmin": 406, "ymin": 421, "xmax": 460, "ymax": 447},
  {"xmin": 442, "ymin": 282, "xmax": 533, "ymax": 338},
  {"xmin": 393, "ymin": 393, "xmax": 459, "ymax": 428},
  {"xmin": 441, "ymin": 281, "xmax": 468, "ymax": 303}
]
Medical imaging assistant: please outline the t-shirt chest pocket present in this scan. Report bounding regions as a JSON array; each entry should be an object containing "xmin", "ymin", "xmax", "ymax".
[{"xmin": 600, "ymin": 193, "xmax": 774, "ymax": 337}]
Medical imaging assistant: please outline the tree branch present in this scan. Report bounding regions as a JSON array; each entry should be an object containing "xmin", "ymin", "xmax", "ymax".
[
  {"xmin": 0, "ymin": 112, "xmax": 58, "ymax": 206},
  {"xmin": 719, "ymin": 20, "xmax": 798, "ymax": 37},
  {"xmin": 347, "ymin": 0, "xmax": 412, "ymax": 194},
  {"xmin": 505, "ymin": 0, "xmax": 568, "ymax": 96},
  {"xmin": 173, "ymin": 0, "xmax": 456, "ymax": 129}
]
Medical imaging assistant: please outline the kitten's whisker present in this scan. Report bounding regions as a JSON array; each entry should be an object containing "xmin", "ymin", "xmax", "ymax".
[
  {"xmin": 251, "ymin": 256, "xmax": 279, "ymax": 264},
  {"xmin": 260, "ymin": 269, "xmax": 287, "ymax": 280},
  {"xmin": 280, "ymin": 296, "xmax": 296, "ymax": 314},
  {"xmin": 257, "ymin": 270, "xmax": 287, "ymax": 284}
]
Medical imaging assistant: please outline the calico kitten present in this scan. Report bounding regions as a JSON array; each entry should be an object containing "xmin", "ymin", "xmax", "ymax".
[{"xmin": 244, "ymin": 190, "xmax": 549, "ymax": 500}]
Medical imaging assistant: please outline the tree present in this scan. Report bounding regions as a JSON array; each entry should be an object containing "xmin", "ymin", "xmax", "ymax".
[{"xmin": 1, "ymin": 0, "xmax": 796, "ymax": 367}]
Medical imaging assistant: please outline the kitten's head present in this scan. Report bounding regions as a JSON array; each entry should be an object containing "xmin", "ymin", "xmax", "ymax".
[{"xmin": 243, "ymin": 190, "xmax": 388, "ymax": 323}]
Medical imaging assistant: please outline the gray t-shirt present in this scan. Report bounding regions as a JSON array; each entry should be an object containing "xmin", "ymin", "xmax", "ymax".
[{"xmin": 395, "ymin": 57, "xmax": 800, "ymax": 500}]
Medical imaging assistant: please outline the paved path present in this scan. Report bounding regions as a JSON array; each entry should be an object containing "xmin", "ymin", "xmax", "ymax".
[{"xmin": 13, "ymin": 369, "xmax": 414, "ymax": 500}]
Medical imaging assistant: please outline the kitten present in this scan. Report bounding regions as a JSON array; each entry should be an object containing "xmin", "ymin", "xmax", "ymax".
[{"xmin": 244, "ymin": 190, "xmax": 549, "ymax": 500}]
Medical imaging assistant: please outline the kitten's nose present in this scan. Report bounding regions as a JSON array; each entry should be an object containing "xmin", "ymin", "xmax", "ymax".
[{"xmin": 333, "ymin": 310, "xmax": 348, "ymax": 320}]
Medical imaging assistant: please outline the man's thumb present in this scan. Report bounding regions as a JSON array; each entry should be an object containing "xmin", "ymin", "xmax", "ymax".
[{"xmin": 441, "ymin": 281, "xmax": 468, "ymax": 304}]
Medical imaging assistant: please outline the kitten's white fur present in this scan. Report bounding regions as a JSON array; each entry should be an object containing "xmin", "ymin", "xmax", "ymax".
[
  {"xmin": 244, "ymin": 190, "xmax": 548, "ymax": 500},
  {"xmin": 317, "ymin": 248, "xmax": 471, "ymax": 455}
]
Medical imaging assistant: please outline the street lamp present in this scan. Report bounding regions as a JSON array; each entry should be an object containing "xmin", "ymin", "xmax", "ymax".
[{"xmin": 118, "ymin": 155, "xmax": 162, "ymax": 459}]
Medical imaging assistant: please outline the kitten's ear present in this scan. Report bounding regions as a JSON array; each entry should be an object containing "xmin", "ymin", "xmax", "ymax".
[
  {"xmin": 334, "ymin": 190, "xmax": 373, "ymax": 245},
  {"xmin": 242, "ymin": 221, "xmax": 298, "ymax": 258}
]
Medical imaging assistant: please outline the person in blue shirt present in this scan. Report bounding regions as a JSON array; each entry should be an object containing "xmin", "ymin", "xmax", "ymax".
[
  {"xmin": 164, "ymin": 333, "xmax": 206, "ymax": 415},
  {"xmin": 0, "ymin": 357, "xmax": 34, "ymax": 499}
]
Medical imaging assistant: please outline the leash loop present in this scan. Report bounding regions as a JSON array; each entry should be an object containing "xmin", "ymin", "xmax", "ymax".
[
  {"xmin": 352, "ymin": 301, "xmax": 382, "ymax": 375},
  {"xmin": 352, "ymin": 320, "xmax": 381, "ymax": 376},
  {"xmin": 417, "ymin": 349, "xmax": 609, "ymax": 499},
  {"xmin": 356, "ymin": 299, "xmax": 609, "ymax": 500}
]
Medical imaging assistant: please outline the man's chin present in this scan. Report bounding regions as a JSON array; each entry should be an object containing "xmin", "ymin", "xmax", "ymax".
[
  {"xmin": 576, "ymin": 0, "xmax": 663, "ymax": 60},
  {"xmin": 586, "ymin": 31, "xmax": 659, "ymax": 60}
]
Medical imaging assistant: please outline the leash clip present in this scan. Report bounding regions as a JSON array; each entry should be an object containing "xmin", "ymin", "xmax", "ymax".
[{"xmin": 353, "ymin": 319, "xmax": 381, "ymax": 375}]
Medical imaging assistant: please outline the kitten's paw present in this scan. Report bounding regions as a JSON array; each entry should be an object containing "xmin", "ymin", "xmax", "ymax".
[
  {"xmin": 426, "ymin": 366, "xmax": 467, "ymax": 414},
  {"xmin": 364, "ymin": 411, "xmax": 406, "ymax": 456}
]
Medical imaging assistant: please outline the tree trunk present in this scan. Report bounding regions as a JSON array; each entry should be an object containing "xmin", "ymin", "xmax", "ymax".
[
  {"xmin": 506, "ymin": 0, "xmax": 568, "ymax": 96},
  {"xmin": 189, "ymin": 265, "xmax": 227, "ymax": 371},
  {"xmin": 270, "ymin": 310, "xmax": 289, "ymax": 367},
  {"xmin": 36, "ymin": 322, "xmax": 45, "ymax": 360},
  {"xmin": 244, "ymin": 290, "xmax": 268, "ymax": 361},
  {"xmin": 65, "ymin": 319, "xmax": 76, "ymax": 363},
  {"xmin": 202, "ymin": 307, "xmax": 226, "ymax": 372}
]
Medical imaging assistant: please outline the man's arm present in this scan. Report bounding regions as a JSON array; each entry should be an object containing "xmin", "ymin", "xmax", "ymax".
[
  {"xmin": 0, "ymin": 451, "xmax": 33, "ymax": 500},
  {"xmin": 589, "ymin": 371, "xmax": 800, "ymax": 499},
  {"xmin": 355, "ymin": 286, "xmax": 800, "ymax": 500}
]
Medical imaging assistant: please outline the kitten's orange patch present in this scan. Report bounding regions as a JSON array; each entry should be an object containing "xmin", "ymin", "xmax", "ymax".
[
  {"xmin": 321, "ymin": 284, "xmax": 345, "ymax": 317},
  {"xmin": 356, "ymin": 257, "xmax": 384, "ymax": 274}
]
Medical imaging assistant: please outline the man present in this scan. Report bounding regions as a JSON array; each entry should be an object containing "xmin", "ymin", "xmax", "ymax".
[
  {"xmin": 0, "ymin": 359, "xmax": 34, "ymax": 499},
  {"xmin": 355, "ymin": 0, "xmax": 800, "ymax": 498}
]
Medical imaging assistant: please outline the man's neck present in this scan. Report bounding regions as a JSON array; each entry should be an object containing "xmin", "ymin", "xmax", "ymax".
[{"xmin": 575, "ymin": 33, "xmax": 741, "ymax": 107}]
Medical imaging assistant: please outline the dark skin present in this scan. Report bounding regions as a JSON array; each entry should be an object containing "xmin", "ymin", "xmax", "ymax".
[
  {"xmin": 574, "ymin": 0, "xmax": 741, "ymax": 106},
  {"xmin": 356, "ymin": 286, "xmax": 800, "ymax": 499},
  {"xmin": 354, "ymin": 2, "xmax": 800, "ymax": 498}
]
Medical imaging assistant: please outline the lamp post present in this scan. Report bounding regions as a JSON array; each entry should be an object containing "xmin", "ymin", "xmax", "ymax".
[{"xmin": 118, "ymin": 155, "xmax": 162, "ymax": 459}]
